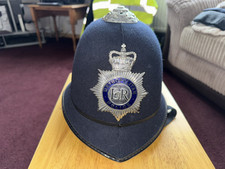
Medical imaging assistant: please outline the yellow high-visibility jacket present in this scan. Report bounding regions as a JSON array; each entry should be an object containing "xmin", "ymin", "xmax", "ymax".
[
  {"xmin": 93, "ymin": 0, "xmax": 158, "ymax": 25},
  {"xmin": 81, "ymin": 0, "xmax": 158, "ymax": 35}
]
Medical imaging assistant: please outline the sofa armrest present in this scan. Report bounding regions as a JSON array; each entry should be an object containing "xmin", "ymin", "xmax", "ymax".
[
  {"xmin": 165, "ymin": 0, "xmax": 223, "ymax": 65},
  {"xmin": 167, "ymin": 0, "xmax": 223, "ymax": 30}
]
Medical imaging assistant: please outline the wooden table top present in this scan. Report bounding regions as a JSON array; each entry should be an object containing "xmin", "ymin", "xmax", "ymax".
[
  {"xmin": 28, "ymin": 73, "xmax": 215, "ymax": 169},
  {"xmin": 29, "ymin": 4, "xmax": 89, "ymax": 9}
]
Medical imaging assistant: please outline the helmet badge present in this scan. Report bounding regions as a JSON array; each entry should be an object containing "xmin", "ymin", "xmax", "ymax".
[{"xmin": 91, "ymin": 44, "xmax": 148, "ymax": 121}]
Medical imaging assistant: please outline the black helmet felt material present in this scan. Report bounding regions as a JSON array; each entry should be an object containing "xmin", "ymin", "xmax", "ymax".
[{"xmin": 62, "ymin": 12, "xmax": 173, "ymax": 162}]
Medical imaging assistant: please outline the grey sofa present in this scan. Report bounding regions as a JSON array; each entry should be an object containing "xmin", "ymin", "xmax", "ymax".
[{"xmin": 165, "ymin": 0, "xmax": 225, "ymax": 109}]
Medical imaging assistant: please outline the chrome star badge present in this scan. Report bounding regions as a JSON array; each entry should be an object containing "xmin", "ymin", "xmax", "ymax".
[{"xmin": 90, "ymin": 44, "xmax": 148, "ymax": 121}]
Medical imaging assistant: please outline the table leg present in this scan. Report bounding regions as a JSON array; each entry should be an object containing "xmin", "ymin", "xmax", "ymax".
[
  {"xmin": 52, "ymin": 16, "xmax": 59, "ymax": 41},
  {"xmin": 69, "ymin": 10, "xmax": 77, "ymax": 51},
  {"xmin": 30, "ymin": 7, "xmax": 42, "ymax": 48}
]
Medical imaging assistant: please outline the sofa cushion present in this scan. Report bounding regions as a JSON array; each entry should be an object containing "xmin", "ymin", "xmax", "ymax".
[
  {"xmin": 180, "ymin": 26, "xmax": 225, "ymax": 70},
  {"xmin": 191, "ymin": 23, "xmax": 225, "ymax": 36}
]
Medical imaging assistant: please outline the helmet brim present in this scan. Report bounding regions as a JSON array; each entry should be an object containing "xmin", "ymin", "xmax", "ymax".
[{"xmin": 62, "ymin": 83, "xmax": 167, "ymax": 162}]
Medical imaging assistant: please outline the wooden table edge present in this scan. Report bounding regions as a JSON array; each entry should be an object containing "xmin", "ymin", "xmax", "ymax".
[{"xmin": 28, "ymin": 73, "xmax": 215, "ymax": 169}]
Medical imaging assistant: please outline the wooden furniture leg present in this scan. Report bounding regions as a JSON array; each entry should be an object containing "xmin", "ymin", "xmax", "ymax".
[
  {"xmin": 29, "ymin": 7, "xmax": 42, "ymax": 48},
  {"xmin": 52, "ymin": 16, "xmax": 59, "ymax": 41},
  {"xmin": 69, "ymin": 9, "xmax": 77, "ymax": 51}
]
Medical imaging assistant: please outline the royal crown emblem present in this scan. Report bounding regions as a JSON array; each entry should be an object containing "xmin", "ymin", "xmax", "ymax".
[
  {"xmin": 109, "ymin": 44, "xmax": 136, "ymax": 71},
  {"xmin": 91, "ymin": 44, "xmax": 148, "ymax": 121}
]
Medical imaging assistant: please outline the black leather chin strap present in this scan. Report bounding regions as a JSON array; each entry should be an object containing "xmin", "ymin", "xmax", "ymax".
[{"xmin": 165, "ymin": 106, "xmax": 177, "ymax": 126}]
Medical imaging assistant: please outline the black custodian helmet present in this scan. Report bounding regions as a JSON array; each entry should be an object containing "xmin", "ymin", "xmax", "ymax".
[{"xmin": 62, "ymin": 6, "xmax": 176, "ymax": 162}]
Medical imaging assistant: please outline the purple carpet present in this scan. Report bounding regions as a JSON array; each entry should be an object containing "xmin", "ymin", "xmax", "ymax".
[{"xmin": 0, "ymin": 39, "xmax": 224, "ymax": 169}]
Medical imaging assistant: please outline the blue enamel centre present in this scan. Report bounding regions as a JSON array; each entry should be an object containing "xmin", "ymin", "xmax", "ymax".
[{"xmin": 103, "ymin": 78, "xmax": 137, "ymax": 110}]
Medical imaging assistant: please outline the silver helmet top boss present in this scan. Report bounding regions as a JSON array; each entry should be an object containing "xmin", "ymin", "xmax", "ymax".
[{"xmin": 90, "ymin": 7, "xmax": 147, "ymax": 121}]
